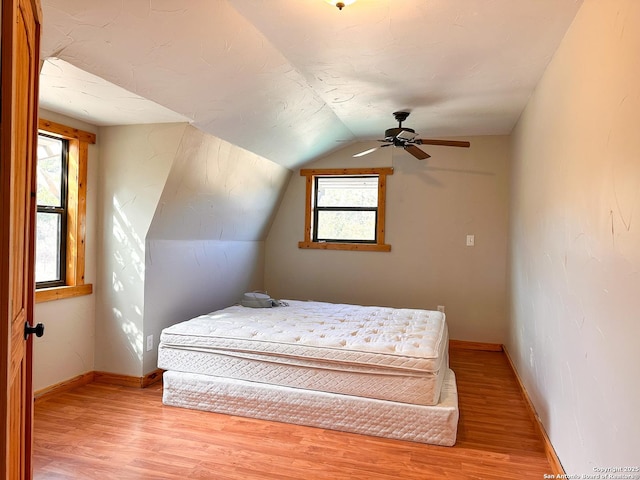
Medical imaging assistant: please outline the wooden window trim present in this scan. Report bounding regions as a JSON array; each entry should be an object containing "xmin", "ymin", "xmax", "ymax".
[
  {"xmin": 35, "ymin": 119, "xmax": 95, "ymax": 303},
  {"xmin": 298, "ymin": 168, "xmax": 393, "ymax": 252}
]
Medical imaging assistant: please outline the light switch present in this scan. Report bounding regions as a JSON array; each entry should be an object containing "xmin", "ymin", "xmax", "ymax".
[{"xmin": 466, "ymin": 234, "xmax": 475, "ymax": 247}]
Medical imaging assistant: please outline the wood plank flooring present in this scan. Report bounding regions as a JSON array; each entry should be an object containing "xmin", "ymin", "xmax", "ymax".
[{"xmin": 33, "ymin": 348, "xmax": 554, "ymax": 479}]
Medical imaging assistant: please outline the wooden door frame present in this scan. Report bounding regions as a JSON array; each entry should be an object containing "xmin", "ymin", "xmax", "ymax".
[{"xmin": 1, "ymin": 0, "xmax": 42, "ymax": 477}]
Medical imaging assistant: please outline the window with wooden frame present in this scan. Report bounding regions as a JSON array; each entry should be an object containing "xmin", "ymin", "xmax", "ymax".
[
  {"xmin": 298, "ymin": 168, "xmax": 393, "ymax": 252},
  {"xmin": 35, "ymin": 119, "xmax": 95, "ymax": 302},
  {"xmin": 35, "ymin": 132, "xmax": 68, "ymax": 288}
]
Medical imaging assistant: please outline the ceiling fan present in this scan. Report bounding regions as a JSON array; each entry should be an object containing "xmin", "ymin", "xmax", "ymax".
[{"xmin": 353, "ymin": 111, "xmax": 470, "ymax": 160}]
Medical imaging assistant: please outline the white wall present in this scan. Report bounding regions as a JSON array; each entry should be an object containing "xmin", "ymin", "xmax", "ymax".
[
  {"xmin": 46, "ymin": 120, "xmax": 289, "ymax": 381},
  {"xmin": 142, "ymin": 240, "xmax": 265, "ymax": 373},
  {"xmin": 96, "ymin": 123, "xmax": 186, "ymax": 376},
  {"xmin": 33, "ymin": 110, "xmax": 98, "ymax": 392},
  {"xmin": 508, "ymin": 0, "xmax": 640, "ymax": 473},
  {"xmin": 143, "ymin": 126, "xmax": 290, "ymax": 373},
  {"xmin": 265, "ymin": 136, "xmax": 510, "ymax": 343}
]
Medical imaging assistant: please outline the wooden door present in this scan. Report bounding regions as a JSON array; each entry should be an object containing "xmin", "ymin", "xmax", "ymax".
[{"xmin": 1, "ymin": 0, "xmax": 42, "ymax": 478}]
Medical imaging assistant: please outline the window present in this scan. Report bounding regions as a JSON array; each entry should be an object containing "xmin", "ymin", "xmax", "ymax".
[
  {"xmin": 36, "ymin": 133, "xmax": 68, "ymax": 287},
  {"xmin": 35, "ymin": 119, "xmax": 96, "ymax": 302},
  {"xmin": 298, "ymin": 168, "xmax": 393, "ymax": 252},
  {"xmin": 313, "ymin": 176, "xmax": 378, "ymax": 242}
]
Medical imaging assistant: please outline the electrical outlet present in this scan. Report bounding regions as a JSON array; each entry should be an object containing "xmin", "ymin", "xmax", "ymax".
[
  {"xmin": 437, "ymin": 305, "xmax": 445, "ymax": 313},
  {"xmin": 146, "ymin": 334, "xmax": 153, "ymax": 352}
]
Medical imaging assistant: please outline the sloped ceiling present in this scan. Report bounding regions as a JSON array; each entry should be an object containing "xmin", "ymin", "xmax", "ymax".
[
  {"xmin": 148, "ymin": 125, "xmax": 291, "ymax": 241},
  {"xmin": 40, "ymin": 0, "xmax": 582, "ymax": 169}
]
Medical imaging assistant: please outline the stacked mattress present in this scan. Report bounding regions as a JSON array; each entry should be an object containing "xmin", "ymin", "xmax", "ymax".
[{"xmin": 158, "ymin": 300, "xmax": 459, "ymax": 446}]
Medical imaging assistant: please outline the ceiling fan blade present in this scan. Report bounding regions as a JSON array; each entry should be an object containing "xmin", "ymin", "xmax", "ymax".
[
  {"xmin": 352, "ymin": 147, "xmax": 378, "ymax": 158},
  {"xmin": 416, "ymin": 139, "xmax": 470, "ymax": 148},
  {"xmin": 404, "ymin": 145, "xmax": 431, "ymax": 160}
]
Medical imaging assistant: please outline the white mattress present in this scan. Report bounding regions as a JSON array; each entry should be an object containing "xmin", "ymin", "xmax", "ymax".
[
  {"xmin": 159, "ymin": 300, "xmax": 448, "ymax": 405},
  {"xmin": 162, "ymin": 368, "xmax": 459, "ymax": 446}
]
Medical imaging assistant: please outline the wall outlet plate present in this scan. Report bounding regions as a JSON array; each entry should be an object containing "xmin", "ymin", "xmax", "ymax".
[{"xmin": 146, "ymin": 335, "xmax": 153, "ymax": 352}]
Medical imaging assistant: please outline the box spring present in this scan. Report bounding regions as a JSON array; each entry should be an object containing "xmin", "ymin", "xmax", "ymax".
[{"xmin": 162, "ymin": 368, "xmax": 459, "ymax": 447}]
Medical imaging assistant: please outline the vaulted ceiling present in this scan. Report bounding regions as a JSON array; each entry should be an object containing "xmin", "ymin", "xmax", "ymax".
[{"xmin": 39, "ymin": 0, "xmax": 583, "ymax": 169}]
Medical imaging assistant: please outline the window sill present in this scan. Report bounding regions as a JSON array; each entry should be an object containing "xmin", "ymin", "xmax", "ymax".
[
  {"xmin": 35, "ymin": 284, "xmax": 93, "ymax": 303},
  {"xmin": 298, "ymin": 241, "xmax": 391, "ymax": 252}
]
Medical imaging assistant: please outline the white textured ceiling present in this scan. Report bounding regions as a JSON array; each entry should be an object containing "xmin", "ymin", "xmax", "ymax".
[
  {"xmin": 40, "ymin": 58, "xmax": 190, "ymax": 125},
  {"xmin": 40, "ymin": 0, "xmax": 582, "ymax": 169}
]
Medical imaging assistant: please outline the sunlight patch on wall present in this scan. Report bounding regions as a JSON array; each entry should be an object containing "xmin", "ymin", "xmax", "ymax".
[
  {"xmin": 112, "ymin": 307, "xmax": 143, "ymax": 361},
  {"xmin": 112, "ymin": 196, "xmax": 145, "ymax": 282}
]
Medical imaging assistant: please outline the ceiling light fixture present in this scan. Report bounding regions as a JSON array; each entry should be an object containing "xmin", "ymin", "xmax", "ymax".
[{"xmin": 325, "ymin": 0, "xmax": 356, "ymax": 10}]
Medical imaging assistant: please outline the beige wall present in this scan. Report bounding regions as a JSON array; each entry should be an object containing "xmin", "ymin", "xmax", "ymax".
[
  {"xmin": 266, "ymin": 136, "xmax": 510, "ymax": 343},
  {"xmin": 509, "ymin": 0, "xmax": 640, "ymax": 472},
  {"xmin": 33, "ymin": 110, "xmax": 98, "ymax": 391}
]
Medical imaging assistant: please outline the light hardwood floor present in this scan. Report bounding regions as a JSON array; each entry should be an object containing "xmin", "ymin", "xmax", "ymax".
[{"xmin": 33, "ymin": 348, "xmax": 553, "ymax": 479}]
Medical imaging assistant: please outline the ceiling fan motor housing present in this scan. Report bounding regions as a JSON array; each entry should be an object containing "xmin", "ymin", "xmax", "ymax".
[
  {"xmin": 385, "ymin": 126, "xmax": 415, "ymax": 145},
  {"xmin": 385, "ymin": 111, "xmax": 415, "ymax": 144}
]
